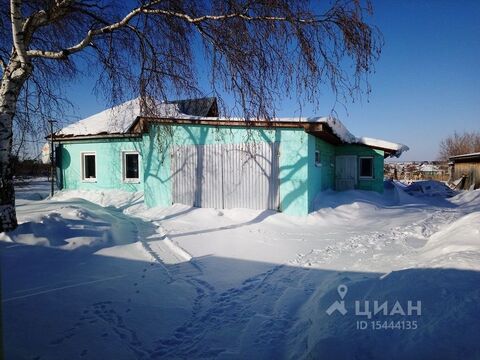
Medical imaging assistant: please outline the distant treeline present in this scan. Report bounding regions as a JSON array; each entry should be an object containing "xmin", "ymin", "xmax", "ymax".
[{"xmin": 13, "ymin": 158, "xmax": 50, "ymax": 177}]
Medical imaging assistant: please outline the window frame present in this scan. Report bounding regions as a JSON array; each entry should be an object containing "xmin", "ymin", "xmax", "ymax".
[
  {"xmin": 358, "ymin": 156, "xmax": 374, "ymax": 179},
  {"xmin": 122, "ymin": 150, "xmax": 141, "ymax": 183},
  {"xmin": 314, "ymin": 150, "xmax": 321, "ymax": 167},
  {"xmin": 81, "ymin": 151, "xmax": 97, "ymax": 182}
]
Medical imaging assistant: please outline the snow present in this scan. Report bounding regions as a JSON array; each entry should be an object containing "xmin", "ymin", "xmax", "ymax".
[
  {"xmin": 355, "ymin": 136, "xmax": 409, "ymax": 157},
  {"xmin": 41, "ymin": 142, "xmax": 50, "ymax": 164},
  {"xmin": 419, "ymin": 163, "xmax": 440, "ymax": 172},
  {"xmin": 222, "ymin": 116, "xmax": 408, "ymax": 157},
  {"xmin": 56, "ymin": 98, "xmax": 182, "ymax": 137},
  {"xmin": 56, "ymin": 99, "xmax": 408, "ymax": 157},
  {"xmin": 418, "ymin": 212, "xmax": 480, "ymax": 270},
  {"xmin": 245, "ymin": 116, "xmax": 408, "ymax": 157},
  {"xmin": 403, "ymin": 180, "xmax": 456, "ymax": 197},
  {"xmin": 2, "ymin": 179, "xmax": 479, "ymax": 359}
]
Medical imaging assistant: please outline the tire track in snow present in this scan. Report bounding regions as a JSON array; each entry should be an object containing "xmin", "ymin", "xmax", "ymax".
[{"xmin": 2, "ymin": 274, "xmax": 127, "ymax": 303}]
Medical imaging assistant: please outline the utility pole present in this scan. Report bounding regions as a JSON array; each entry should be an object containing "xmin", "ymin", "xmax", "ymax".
[{"xmin": 48, "ymin": 119, "xmax": 57, "ymax": 197}]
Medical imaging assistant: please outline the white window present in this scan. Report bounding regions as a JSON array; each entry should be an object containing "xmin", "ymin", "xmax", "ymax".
[
  {"xmin": 359, "ymin": 156, "xmax": 374, "ymax": 179},
  {"xmin": 315, "ymin": 150, "xmax": 321, "ymax": 167},
  {"xmin": 122, "ymin": 151, "xmax": 140, "ymax": 183},
  {"xmin": 81, "ymin": 152, "xmax": 96, "ymax": 181}
]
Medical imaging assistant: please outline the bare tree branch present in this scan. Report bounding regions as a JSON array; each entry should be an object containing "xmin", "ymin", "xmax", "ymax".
[
  {"xmin": 439, "ymin": 131, "xmax": 480, "ymax": 160},
  {"xmin": 26, "ymin": 2, "xmax": 160, "ymax": 59},
  {"xmin": 0, "ymin": 0, "xmax": 382, "ymax": 231},
  {"xmin": 141, "ymin": 7, "xmax": 325, "ymax": 24},
  {"xmin": 26, "ymin": 2, "xmax": 331, "ymax": 60}
]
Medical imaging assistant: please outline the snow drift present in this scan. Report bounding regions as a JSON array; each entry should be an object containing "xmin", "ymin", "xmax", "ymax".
[{"xmin": 2, "ymin": 180, "xmax": 479, "ymax": 360}]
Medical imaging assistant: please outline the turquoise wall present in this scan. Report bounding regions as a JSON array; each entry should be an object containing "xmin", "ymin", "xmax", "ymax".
[
  {"xmin": 307, "ymin": 135, "xmax": 321, "ymax": 211},
  {"xmin": 59, "ymin": 138, "xmax": 144, "ymax": 192},
  {"xmin": 143, "ymin": 124, "xmax": 310, "ymax": 216},
  {"xmin": 57, "ymin": 126, "xmax": 385, "ymax": 215},
  {"xmin": 335, "ymin": 144, "xmax": 384, "ymax": 192},
  {"xmin": 306, "ymin": 137, "xmax": 336, "ymax": 211}
]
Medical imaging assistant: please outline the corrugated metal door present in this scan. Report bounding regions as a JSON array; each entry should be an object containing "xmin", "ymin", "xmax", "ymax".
[
  {"xmin": 171, "ymin": 145, "xmax": 198, "ymax": 205},
  {"xmin": 335, "ymin": 155, "xmax": 357, "ymax": 190},
  {"xmin": 171, "ymin": 142, "xmax": 279, "ymax": 210},
  {"xmin": 223, "ymin": 142, "xmax": 279, "ymax": 209},
  {"xmin": 198, "ymin": 143, "xmax": 224, "ymax": 208}
]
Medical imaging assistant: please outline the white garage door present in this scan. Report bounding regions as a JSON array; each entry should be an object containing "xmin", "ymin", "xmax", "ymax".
[{"xmin": 171, "ymin": 142, "xmax": 280, "ymax": 210}]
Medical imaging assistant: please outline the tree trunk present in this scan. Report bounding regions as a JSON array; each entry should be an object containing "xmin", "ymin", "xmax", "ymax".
[{"xmin": 0, "ymin": 59, "xmax": 31, "ymax": 232}]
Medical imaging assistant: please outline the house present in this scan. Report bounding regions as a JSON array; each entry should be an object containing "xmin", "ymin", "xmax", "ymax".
[
  {"xmin": 419, "ymin": 163, "xmax": 440, "ymax": 176},
  {"xmin": 51, "ymin": 97, "xmax": 408, "ymax": 216},
  {"xmin": 449, "ymin": 152, "xmax": 480, "ymax": 190}
]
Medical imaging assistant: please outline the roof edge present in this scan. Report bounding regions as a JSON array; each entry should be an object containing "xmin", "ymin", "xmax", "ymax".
[
  {"xmin": 50, "ymin": 133, "xmax": 142, "ymax": 141},
  {"xmin": 449, "ymin": 152, "xmax": 480, "ymax": 161}
]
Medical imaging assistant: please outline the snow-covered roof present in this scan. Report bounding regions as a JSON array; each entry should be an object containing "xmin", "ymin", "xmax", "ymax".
[
  {"xmin": 57, "ymin": 98, "xmax": 162, "ymax": 137},
  {"xmin": 259, "ymin": 116, "xmax": 409, "ymax": 157},
  {"xmin": 279, "ymin": 116, "xmax": 357, "ymax": 142},
  {"xmin": 355, "ymin": 137, "xmax": 409, "ymax": 158},
  {"xmin": 56, "ymin": 97, "xmax": 217, "ymax": 137},
  {"xmin": 419, "ymin": 164, "xmax": 440, "ymax": 172},
  {"xmin": 56, "ymin": 98, "xmax": 408, "ymax": 157}
]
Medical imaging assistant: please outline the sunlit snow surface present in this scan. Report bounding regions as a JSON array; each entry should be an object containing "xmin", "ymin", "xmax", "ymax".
[{"xmin": 1, "ymin": 179, "xmax": 479, "ymax": 359}]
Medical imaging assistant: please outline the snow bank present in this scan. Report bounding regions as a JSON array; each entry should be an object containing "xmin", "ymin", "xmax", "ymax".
[
  {"xmin": 1, "ymin": 206, "xmax": 113, "ymax": 249},
  {"xmin": 312, "ymin": 181, "xmax": 429, "ymax": 212},
  {"xmin": 53, "ymin": 189, "xmax": 143, "ymax": 209},
  {"xmin": 4, "ymin": 179, "xmax": 480, "ymax": 360},
  {"xmin": 418, "ymin": 211, "xmax": 480, "ymax": 270},
  {"xmin": 404, "ymin": 180, "xmax": 457, "ymax": 197},
  {"xmin": 449, "ymin": 189, "xmax": 480, "ymax": 208}
]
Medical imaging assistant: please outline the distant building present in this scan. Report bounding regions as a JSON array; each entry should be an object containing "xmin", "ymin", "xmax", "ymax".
[{"xmin": 419, "ymin": 163, "xmax": 440, "ymax": 174}]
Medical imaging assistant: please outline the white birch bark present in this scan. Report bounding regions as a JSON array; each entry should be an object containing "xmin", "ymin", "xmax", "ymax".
[{"xmin": 0, "ymin": 59, "xmax": 31, "ymax": 232}]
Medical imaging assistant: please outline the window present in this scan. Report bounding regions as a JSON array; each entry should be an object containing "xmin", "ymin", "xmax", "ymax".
[
  {"xmin": 315, "ymin": 150, "xmax": 321, "ymax": 166},
  {"xmin": 359, "ymin": 157, "xmax": 374, "ymax": 178},
  {"xmin": 123, "ymin": 151, "xmax": 140, "ymax": 182},
  {"xmin": 81, "ymin": 152, "xmax": 96, "ymax": 181}
]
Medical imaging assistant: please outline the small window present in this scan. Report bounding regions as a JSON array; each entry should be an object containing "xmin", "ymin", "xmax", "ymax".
[
  {"xmin": 82, "ymin": 152, "xmax": 96, "ymax": 181},
  {"xmin": 315, "ymin": 150, "xmax": 321, "ymax": 166},
  {"xmin": 359, "ymin": 157, "xmax": 374, "ymax": 178},
  {"xmin": 123, "ymin": 151, "xmax": 140, "ymax": 182}
]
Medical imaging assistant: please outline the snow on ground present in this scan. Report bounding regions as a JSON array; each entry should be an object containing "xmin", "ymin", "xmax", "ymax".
[{"xmin": 1, "ymin": 179, "xmax": 480, "ymax": 359}]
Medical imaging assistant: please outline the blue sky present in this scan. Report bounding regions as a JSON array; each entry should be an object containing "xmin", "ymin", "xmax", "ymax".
[{"xmin": 63, "ymin": 0, "xmax": 480, "ymax": 161}]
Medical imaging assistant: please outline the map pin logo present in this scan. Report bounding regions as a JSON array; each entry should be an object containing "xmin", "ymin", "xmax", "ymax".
[{"xmin": 337, "ymin": 284, "xmax": 348, "ymax": 299}]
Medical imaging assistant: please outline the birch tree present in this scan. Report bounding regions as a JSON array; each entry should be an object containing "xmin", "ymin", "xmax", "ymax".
[{"xmin": 0, "ymin": 0, "xmax": 381, "ymax": 232}]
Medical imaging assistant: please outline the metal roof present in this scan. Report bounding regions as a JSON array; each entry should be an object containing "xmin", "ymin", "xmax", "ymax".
[{"xmin": 449, "ymin": 152, "xmax": 480, "ymax": 162}]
